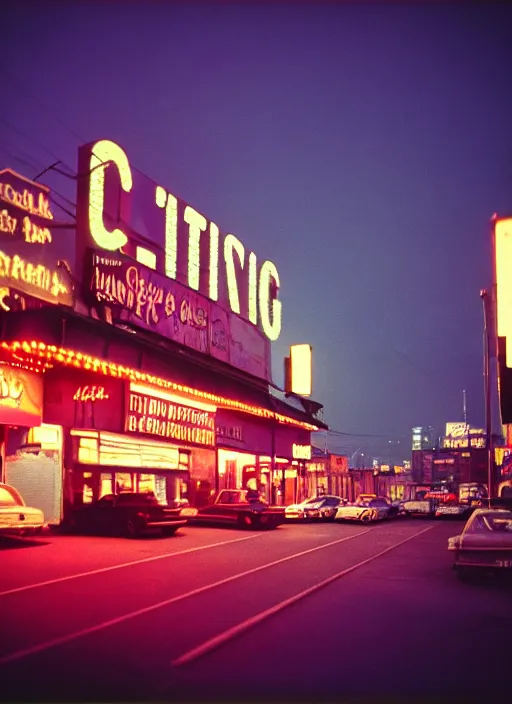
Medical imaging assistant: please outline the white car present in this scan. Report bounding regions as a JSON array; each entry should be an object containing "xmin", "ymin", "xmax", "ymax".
[
  {"xmin": 334, "ymin": 496, "xmax": 394, "ymax": 523},
  {"xmin": 0, "ymin": 483, "xmax": 46, "ymax": 536},
  {"xmin": 285, "ymin": 495, "xmax": 345, "ymax": 521}
]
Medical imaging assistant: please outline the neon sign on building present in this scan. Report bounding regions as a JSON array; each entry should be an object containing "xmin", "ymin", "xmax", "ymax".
[
  {"xmin": 496, "ymin": 217, "xmax": 512, "ymax": 368},
  {"xmin": 76, "ymin": 140, "xmax": 282, "ymax": 342},
  {"xmin": 0, "ymin": 169, "xmax": 71, "ymax": 307}
]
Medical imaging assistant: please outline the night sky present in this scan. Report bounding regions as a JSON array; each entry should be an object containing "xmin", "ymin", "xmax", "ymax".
[{"xmin": 1, "ymin": 1, "xmax": 511, "ymax": 463}]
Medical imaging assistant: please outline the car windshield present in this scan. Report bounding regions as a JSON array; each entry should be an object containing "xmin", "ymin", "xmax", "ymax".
[{"xmin": 466, "ymin": 511, "xmax": 512, "ymax": 534}]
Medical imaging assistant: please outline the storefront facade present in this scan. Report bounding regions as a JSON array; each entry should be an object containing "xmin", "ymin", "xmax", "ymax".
[{"xmin": 0, "ymin": 143, "xmax": 326, "ymax": 522}]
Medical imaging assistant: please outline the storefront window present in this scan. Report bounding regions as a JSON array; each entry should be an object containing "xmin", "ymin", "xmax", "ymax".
[
  {"xmin": 115, "ymin": 472, "xmax": 134, "ymax": 493},
  {"xmin": 100, "ymin": 473, "xmax": 113, "ymax": 498},
  {"xmin": 138, "ymin": 473, "xmax": 156, "ymax": 495}
]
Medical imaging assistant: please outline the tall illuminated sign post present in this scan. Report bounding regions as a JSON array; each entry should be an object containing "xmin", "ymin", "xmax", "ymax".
[{"xmin": 486, "ymin": 216, "xmax": 512, "ymax": 499}]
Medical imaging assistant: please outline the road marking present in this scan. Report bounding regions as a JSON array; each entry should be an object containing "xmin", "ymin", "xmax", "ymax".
[
  {"xmin": 0, "ymin": 528, "xmax": 371, "ymax": 665},
  {"xmin": 0, "ymin": 533, "xmax": 264, "ymax": 597},
  {"xmin": 169, "ymin": 524, "xmax": 436, "ymax": 670}
]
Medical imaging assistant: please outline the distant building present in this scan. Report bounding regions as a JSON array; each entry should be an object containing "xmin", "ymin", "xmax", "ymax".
[{"xmin": 411, "ymin": 426, "xmax": 435, "ymax": 451}]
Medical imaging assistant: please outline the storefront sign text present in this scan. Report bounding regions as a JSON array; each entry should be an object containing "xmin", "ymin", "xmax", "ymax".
[
  {"xmin": 292, "ymin": 443, "xmax": 312, "ymax": 460},
  {"xmin": 0, "ymin": 171, "xmax": 53, "ymax": 220},
  {"xmin": 90, "ymin": 252, "xmax": 269, "ymax": 381},
  {"xmin": 0, "ymin": 170, "xmax": 53, "ymax": 244},
  {"xmin": 126, "ymin": 389, "xmax": 216, "ymax": 447},
  {"xmin": 73, "ymin": 385, "xmax": 110, "ymax": 402},
  {"xmin": 92, "ymin": 254, "xmax": 207, "ymax": 329},
  {"xmin": 216, "ymin": 425, "xmax": 244, "ymax": 442},
  {"xmin": 0, "ymin": 249, "xmax": 69, "ymax": 304}
]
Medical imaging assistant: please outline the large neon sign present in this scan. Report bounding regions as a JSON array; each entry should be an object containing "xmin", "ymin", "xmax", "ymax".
[
  {"xmin": 496, "ymin": 217, "xmax": 512, "ymax": 368},
  {"xmin": 77, "ymin": 140, "xmax": 282, "ymax": 342},
  {"xmin": 0, "ymin": 169, "xmax": 72, "ymax": 307}
]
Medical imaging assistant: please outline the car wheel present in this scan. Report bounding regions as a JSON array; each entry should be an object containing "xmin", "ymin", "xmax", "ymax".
[
  {"xmin": 162, "ymin": 526, "xmax": 179, "ymax": 537},
  {"xmin": 360, "ymin": 511, "xmax": 373, "ymax": 523},
  {"xmin": 238, "ymin": 514, "xmax": 255, "ymax": 529},
  {"xmin": 126, "ymin": 519, "xmax": 140, "ymax": 538}
]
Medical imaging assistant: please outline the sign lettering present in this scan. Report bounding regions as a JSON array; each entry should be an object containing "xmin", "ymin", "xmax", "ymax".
[
  {"xmin": 126, "ymin": 389, "xmax": 216, "ymax": 447},
  {"xmin": 90, "ymin": 252, "xmax": 269, "ymax": 380},
  {"xmin": 292, "ymin": 443, "xmax": 312, "ymax": 460},
  {"xmin": 0, "ymin": 173, "xmax": 53, "ymax": 220},
  {"xmin": 0, "ymin": 168, "xmax": 73, "ymax": 308},
  {"xmin": 73, "ymin": 385, "xmax": 110, "ymax": 402},
  {"xmin": 0, "ymin": 249, "xmax": 69, "ymax": 303},
  {"xmin": 77, "ymin": 139, "xmax": 282, "ymax": 341},
  {"xmin": 216, "ymin": 425, "xmax": 244, "ymax": 442}
]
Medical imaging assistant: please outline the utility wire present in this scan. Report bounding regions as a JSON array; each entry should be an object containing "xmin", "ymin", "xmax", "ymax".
[{"xmin": 0, "ymin": 69, "xmax": 87, "ymax": 146}]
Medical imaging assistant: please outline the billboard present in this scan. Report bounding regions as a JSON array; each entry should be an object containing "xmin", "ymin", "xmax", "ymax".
[
  {"xmin": 0, "ymin": 366, "xmax": 42, "ymax": 426},
  {"xmin": 496, "ymin": 218, "xmax": 512, "ymax": 424},
  {"xmin": 75, "ymin": 140, "xmax": 282, "ymax": 353},
  {"xmin": 0, "ymin": 169, "xmax": 72, "ymax": 308},
  {"xmin": 89, "ymin": 250, "xmax": 270, "ymax": 380}
]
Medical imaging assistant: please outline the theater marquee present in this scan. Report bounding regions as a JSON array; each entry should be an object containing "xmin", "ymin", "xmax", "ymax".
[{"xmin": 125, "ymin": 382, "xmax": 216, "ymax": 447}]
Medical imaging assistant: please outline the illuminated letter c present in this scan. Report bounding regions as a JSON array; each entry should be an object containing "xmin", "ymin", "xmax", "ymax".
[{"xmin": 88, "ymin": 140, "xmax": 132, "ymax": 251}]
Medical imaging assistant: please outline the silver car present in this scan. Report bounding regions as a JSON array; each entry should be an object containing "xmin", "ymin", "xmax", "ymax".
[{"xmin": 285, "ymin": 495, "xmax": 345, "ymax": 521}]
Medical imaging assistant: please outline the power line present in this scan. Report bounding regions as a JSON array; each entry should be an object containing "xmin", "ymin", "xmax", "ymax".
[
  {"xmin": 0, "ymin": 118, "xmax": 75, "ymax": 175},
  {"xmin": 0, "ymin": 69, "xmax": 86, "ymax": 146}
]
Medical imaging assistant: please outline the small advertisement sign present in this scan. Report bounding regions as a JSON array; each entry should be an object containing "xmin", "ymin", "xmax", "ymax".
[
  {"xmin": 43, "ymin": 367, "xmax": 125, "ymax": 432},
  {"xmin": 0, "ymin": 366, "xmax": 42, "ymax": 426},
  {"xmin": 0, "ymin": 169, "xmax": 72, "ymax": 307},
  {"xmin": 125, "ymin": 383, "xmax": 216, "ymax": 447}
]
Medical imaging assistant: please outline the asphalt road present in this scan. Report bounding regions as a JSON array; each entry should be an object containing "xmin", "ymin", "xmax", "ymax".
[{"xmin": 1, "ymin": 518, "xmax": 511, "ymax": 703}]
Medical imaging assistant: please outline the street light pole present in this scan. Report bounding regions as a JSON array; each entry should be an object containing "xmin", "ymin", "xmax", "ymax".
[{"xmin": 481, "ymin": 288, "xmax": 494, "ymax": 502}]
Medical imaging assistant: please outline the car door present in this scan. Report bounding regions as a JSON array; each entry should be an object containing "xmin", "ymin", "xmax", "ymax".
[
  {"xmin": 370, "ymin": 499, "xmax": 390, "ymax": 520},
  {"xmin": 93, "ymin": 494, "xmax": 117, "ymax": 534},
  {"xmin": 323, "ymin": 497, "xmax": 340, "ymax": 518}
]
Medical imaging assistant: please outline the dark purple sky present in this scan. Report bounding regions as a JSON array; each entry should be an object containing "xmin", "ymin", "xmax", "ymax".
[{"xmin": 2, "ymin": 1, "xmax": 511, "ymax": 461}]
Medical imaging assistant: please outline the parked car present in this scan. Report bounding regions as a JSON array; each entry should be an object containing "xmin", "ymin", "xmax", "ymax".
[
  {"xmin": 435, "ymin": 503, "xmax": 475, "ymax": 520},
  {"xmin": 193, "ymin": 489, "xmax": 285, "ymax": 529},
  {"xmin": 69, "ymin": 492, "xmax": 192, "ymax": 538},
  {"xmin": 334, "ymin": 495, "xmax": 395, "ymax": 523},
  {"xmin": 448, "ymin": 508, "xmax": 512, "ymax": 577},
  {"xmin": 0, "ymin": 482, "xmax": 46, "ymax": 537},
  {"xmin": 285, "ymin": 495, "xmax": 346, "ymax": 521}
]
